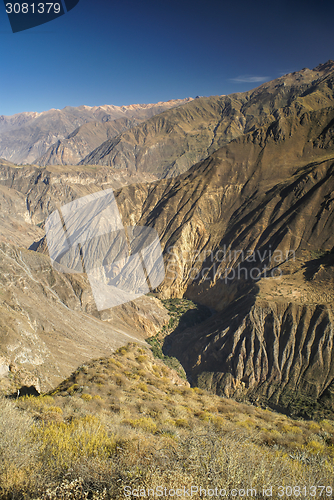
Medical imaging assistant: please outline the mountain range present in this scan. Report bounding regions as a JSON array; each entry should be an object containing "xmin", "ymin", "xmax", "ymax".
[{"xmin": 0, "ymin": 99, "xmax": 192, "ymax": 165}]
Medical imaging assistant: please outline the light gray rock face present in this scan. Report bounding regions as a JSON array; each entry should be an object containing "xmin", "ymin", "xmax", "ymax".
[{"xmin": 0, "ymin": 357, "xmax": 9, "ymax": 376}]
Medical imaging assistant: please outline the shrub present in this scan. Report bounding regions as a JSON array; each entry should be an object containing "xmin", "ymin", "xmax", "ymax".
[
  {"xmin": 0, "ymin": 398, "xmax": 40, "ymax": 496},
  {"xmin": 81, "ymin": 393, "xmax": 93, "ymax": 401},
  {"xmin": 19, "ymin": 395, "xmax": 55, "ymax": 412},
  {"xmin": 117, "ymin": 346, "xmax": 129, "ymax": 356},
  {"xmin": 128, "ymin": 417, "xmax": 157, "ymax": 433},
  {"xmin": 175, "ymin": 418, "xmax": 189, "ymax": 428},
  {"xmin": 196, "ymin": 410, "xmax": 214, "ymax": 422},
  {"xmin": 109, "ymin": 359, "xmax": 122, "ymax": 368},
  {"xmin": 308, "ymin": 422, "xmax": 321, "ymax": 433},
  {"xmin": 45, "ymin": 406, "xmax": 63, "ymax": 414},
  {"xmin": 136, "ymin": 355, "xmax": 147, "ymax": 363},
  {"xmin": 33, "ymin": 415, "xmax": 115, "ymax": 470},
  {"xmin": 307, "ymin": 440, "xmax": 326, "ymax": 453},
  {"xmin": 137, "ymin": 382, "xmax": 148, "ymax": 392},
  {"xmin": 67, "ymin": 384, "xmax": 79, "ymax": 395}
]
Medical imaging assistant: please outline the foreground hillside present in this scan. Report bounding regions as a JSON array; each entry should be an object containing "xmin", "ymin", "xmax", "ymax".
[{"xmin": 1, "ymin": 343, "xmax": 334, "ymax": 499}]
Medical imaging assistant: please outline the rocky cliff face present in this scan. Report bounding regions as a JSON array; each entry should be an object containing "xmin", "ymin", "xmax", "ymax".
[
  {"xmin": 164, "ymin": 252, "xmax": 334, "ymax": 416},
  {"xmin": 111, "ymin": 105, "xmax": 334, "ymax": 302}
]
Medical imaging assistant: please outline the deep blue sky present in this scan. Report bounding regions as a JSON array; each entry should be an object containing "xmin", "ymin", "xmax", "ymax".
[{"xmin": 0, "ymin": 0, "xmax": 333, "ymax": 115}]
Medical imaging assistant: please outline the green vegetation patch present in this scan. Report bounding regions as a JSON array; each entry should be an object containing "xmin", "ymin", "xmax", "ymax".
[
  {"xmin": 146, "ymin": 336, "xmax": 186, "ymax": 379},
  {"xmin": 160, "ymin": 298, "xmax": 212, "ymax": 333},
  {"xmin": 146, "ymin": 298, "xmax": 211, "ymax": 379}
]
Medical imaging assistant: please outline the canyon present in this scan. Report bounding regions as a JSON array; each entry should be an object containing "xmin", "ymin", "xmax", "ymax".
[{"xmin": 0, "ymin": 61, "xmax": 333, "ymax": 416}]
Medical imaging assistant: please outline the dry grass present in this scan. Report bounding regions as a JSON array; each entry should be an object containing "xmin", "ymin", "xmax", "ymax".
[{"xmin": 0, "ymin": 343, "xmax": 334, "ymax": 499}]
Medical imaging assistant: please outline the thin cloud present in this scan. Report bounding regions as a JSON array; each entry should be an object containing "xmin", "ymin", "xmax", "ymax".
[{"xmin": 230, "ymin": 75, "xmax": 270, "ymax": 83}]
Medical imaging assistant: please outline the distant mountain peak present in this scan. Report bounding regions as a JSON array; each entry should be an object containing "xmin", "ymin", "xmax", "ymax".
[{"xmin": 313, "ymin": 59, "xmax": 334, "ymax": 72}]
